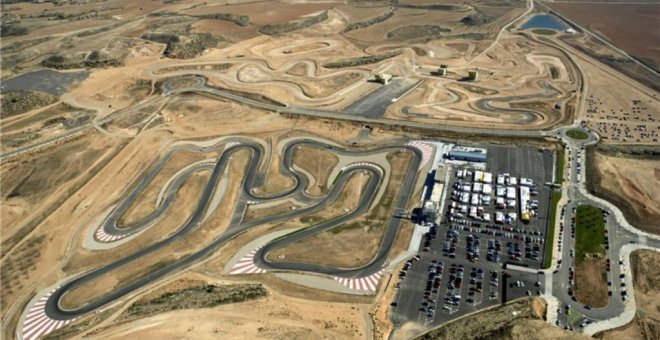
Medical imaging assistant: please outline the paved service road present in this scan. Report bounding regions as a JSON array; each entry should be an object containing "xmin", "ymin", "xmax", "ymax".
[
  {"xmin": 162, "ymin": 75, "xmax": 553, "ymax": 139},
  {"xmin": 549, "ymin": 125, "xmax": 660, "ymax": 332},
  {"xmin": 345, "ymin": 78, "xmax": 420, "ymax": 119}
]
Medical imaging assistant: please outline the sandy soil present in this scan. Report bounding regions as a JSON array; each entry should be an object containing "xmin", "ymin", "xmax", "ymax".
[
  {"xmin": 266, "ymin": 172, "xmax": 374, "ymax": 267},
  {"xmin": 334, "ymin": 4, "xmax": 391, "ymax": 23},
  {"xmin": 88, "ymin": 287, "xmax": 368, "ymax": 340},
  {"xmin": 292, "ymin": 144, "xmax": 339, "ymax": 196},
  {"xmin": 593, "ymin": 153, "xmax": 660, "ymax": 234},
  {"xmin": 119, "ymin": 149, "xmax": 220, "ymax": 226},
  {"xmin": 389, "ymin": 220, "xmax": 415, "ymax": 260},
  {"xmin": 267, "ymin": 150, "xmax": 412, "ymax": 268},
  {"xmin": 0, "ymin": 133, "xmax": 119, "ymax": 242},
  {"xmin": 60, "ymin": 149, "xmax": 251, "ymax": 309},
  {"xmin": 182, "ymin": 2, "xmax": 340, "ymax": 26},
  {"xmin": 598, "ymin": 250, "xmax": 660, "ymax": 340}
]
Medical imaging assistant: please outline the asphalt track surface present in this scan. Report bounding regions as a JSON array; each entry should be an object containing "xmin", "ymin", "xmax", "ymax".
[
  {"xmin": 162, "ymin": 76, "xmax": 553, "ymax": 139},
  {"xmin": 345, "ymin": 78, "xmax": 420, "ymax": 119},
  {"xmin": 475, "ymin": 80, "xmax": 562, "ymax": 124},
  {"xmin": 43, "ymin": 138, "xmax": 422, "ymax": 320},
  {"xmin": 19, "ymin": 70, "xmax": 657, "ymax": 336}
]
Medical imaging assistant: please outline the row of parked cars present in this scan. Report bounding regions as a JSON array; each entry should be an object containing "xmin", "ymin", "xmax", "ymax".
[
  {"xmin": 443, "ymin": 264, "xmax": 465, "ymax": 311},
  {"xmin": 466, "ymin": 234, "xmax": 481, "ymax": 262},
  {"xmin": 420, "ymin": 260, "xmax": 445, "ymax": 318},
  {"xmin": 442, "ymin": 230, "xmax": 459, "ymax": 258}
]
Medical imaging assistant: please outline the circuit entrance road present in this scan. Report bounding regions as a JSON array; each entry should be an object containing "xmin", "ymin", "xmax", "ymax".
[{"xmin": 551, "ymin": 125, "xmax": 660, "ymax": 329}]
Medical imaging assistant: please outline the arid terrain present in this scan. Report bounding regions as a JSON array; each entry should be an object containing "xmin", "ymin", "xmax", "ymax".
[
  {"xmin": 1, "ymin": 0, "xmax": 659, "ymax": 340},
  {"xmin": 587, "ymin": 146, "xmax": 660, "ymax": 235},
  {"xmin": 597, "ymin": 250, "xmax": 660, "ymax": 340}
]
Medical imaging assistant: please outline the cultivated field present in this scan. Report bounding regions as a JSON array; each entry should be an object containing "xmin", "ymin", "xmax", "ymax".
[{"xmin": 547, "ymin": 2, "xmax": 660, "ymax": 69}]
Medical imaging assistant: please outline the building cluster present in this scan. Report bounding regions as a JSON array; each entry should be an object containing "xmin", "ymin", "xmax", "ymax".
[{"xmin": 448, "ymin": 169, "xmax": 539, "ymax": 225}]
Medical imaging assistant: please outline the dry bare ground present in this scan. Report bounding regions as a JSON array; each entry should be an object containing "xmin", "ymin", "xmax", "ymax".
[
  {"xmin": 0, "ymin": 1, "xmax": 612, "ymax": 338},
  {"xmin": 292, "ymin": 144, "xmax": 339, "ymax": 196},
  {"xmin": 118, "ymin": 149, "xmax": 220, "ymax": 226},
  {"xmin": 596, "ymin": 250, "xmax": 660, "ymax": 340},
  {"xmin": 53, "ymin": 272, "xmax": 370, "ymax": 340},
  {"xmin": 591, "ymin": 152, "xmax": 660, "ymax": 235},
  {"xmin": 267, "ymin": 150, "xmax": 413, "ymax": 268},
  {"xmin": 575, "ymin": 257, "xmax": 608, "ymax": 308}
]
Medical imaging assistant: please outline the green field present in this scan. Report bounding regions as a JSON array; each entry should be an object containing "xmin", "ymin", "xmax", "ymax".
[
  {"xmin": 575, "ymin": 205, "xmax": 605, "ymax": 264},
  {"xmin": 533, "ymin": 28, "xmax": 556, "ymax": 35},
  {"xmin": 544, "ymin": 191, "xmax": 562, "ymax": 269},
  {"xmin": 566, "ymin": 129, "xmax": 589, "ymax": 140}
]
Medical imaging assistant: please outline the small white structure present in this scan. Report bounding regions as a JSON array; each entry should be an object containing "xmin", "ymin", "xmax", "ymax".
[
  {"xmin": 506, "ymin": 187, "xmax": 516, "ymax": 199},
  {"xmin": 474, "ymin": 170, "xmax": 484, "ymax": 182},
  {"xmin": 507, "ymin": 176, "xmax": 518, "ymax": 186},
  {"xmin": 520, "ymin": 178, "xmax": 534, "ymax": 187},
  {"xmin": 507, "ymin": 199, "xmax": 517, "ymax": 208},
  {"xmin": 376, "ymin": 73, "xmax": 393, "ymax": 85},
  {"xmin": 520, "ymin": 186, "xmax": 531, "ymax": 221},
  {"xmin": 495, "ymin": 212, "xmax": 505, "ymax": 224},
  {"xmin": 471, "ymin": 193, "xmax": 480, "ymax": 206},
  {"xmin": 469, "ymin": 206, "xmax": 478, "ymax": 218},
  {"xmin": 496, "ymin": 197, "xmax": 505, "ymax": 208}
]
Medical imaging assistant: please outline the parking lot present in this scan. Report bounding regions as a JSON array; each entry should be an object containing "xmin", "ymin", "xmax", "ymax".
[{"xmin": 391, "ymin": 145, "xmax": 553, "ymax": 328}]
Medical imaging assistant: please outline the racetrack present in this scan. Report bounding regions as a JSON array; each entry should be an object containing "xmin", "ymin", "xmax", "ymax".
[{"xmin": 25, "ymin": 137, "xmax": 423, "ymax": 333}]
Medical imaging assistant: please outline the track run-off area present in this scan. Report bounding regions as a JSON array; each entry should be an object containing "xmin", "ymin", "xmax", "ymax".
[{"xmin": 18, "ymin": 136, "xmax": 433, "ymax": 340}]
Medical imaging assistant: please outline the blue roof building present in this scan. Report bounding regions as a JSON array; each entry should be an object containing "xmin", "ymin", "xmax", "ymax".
[{"xmin": 448, "ymin": 150, "xmax": 487, "ymax": 163}]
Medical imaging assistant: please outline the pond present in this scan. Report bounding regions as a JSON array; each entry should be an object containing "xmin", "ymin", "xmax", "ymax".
[
  {"xmin": 1, "ymin": 69, "xmax": 90, "ymax": 96},
  {"xmin": 520, "ymin": 14, "xmax": 568, "ymax": 30}
]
